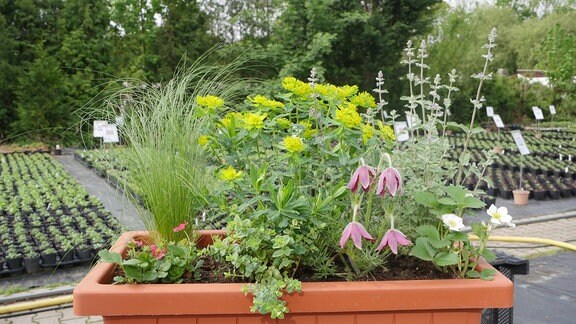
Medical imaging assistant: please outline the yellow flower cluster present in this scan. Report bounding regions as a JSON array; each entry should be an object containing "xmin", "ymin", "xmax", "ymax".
[
  {"xmin": 250, "ymin": 95, "xmax": 284, "ymax": 110},
  {"xmin": 282, "ymin": 77, "xmax": 312, "ymax": 98},
  {"xmin": 298, "ymin": 121, "xmax": 317, "ymax": 139},
  {"xmin": 361, "ymin": 124, "xmax": 375, "ymax": 144},
  {"xmin": 334, "ymin": 103, "xmax": 362, "ymax": 128},
  {"xmin": 377, "ymin": 121, "xmax": 396, "ymax": 141},
  {"xmin": 220, "ymin": 112, "xmax": 243, "ymax": 128},
  {"xmin": 350, "ymin": 91, "xmax": 376, "ymax": 108},
  {"xmin": 276, "ymin": 117, "xmax": 291, "ymax": 129},
  {"xmin": 198, "ymin": 135, "xmax": 209, "ymax": 146},
  {"xmin": 219, "ymin": 166, "xmax": 242, "ymax": 181},
  {"xmin": 242, "ymin": 112, "xmax": 267, "ymax": 130},
  {"xmin": 196, "ymin": 95, "xmax": 224, "ymax": 110},
  {"xmin": 282, "ymin": 136, "xmax": 305, "ymax": 153}
]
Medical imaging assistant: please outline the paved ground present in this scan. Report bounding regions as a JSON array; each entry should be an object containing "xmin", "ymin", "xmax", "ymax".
[{"xmin": 0, "ymin": 152, "xmax": 575, "ymax": 323}]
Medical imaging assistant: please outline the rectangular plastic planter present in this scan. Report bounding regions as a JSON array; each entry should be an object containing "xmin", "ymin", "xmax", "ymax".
[{"xmin": 73, "ymin": 231, "xmax": 514, "ymax": 324}]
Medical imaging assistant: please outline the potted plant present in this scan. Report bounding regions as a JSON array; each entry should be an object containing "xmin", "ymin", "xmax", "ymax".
[
  {"xmin": 74, "ymin": 30, "xmax": 514, "ymax": 322},
  {"xmin": 513, "ymin": 155, "xmax": 530, "ymax": 205}
]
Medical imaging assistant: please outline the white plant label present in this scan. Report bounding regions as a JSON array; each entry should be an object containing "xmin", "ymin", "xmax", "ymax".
[
  {"xmin": 446, "ymin": 108, "xmax": 451, "ymax": 116},
  {"xmin": 532, "ymin": 106, "xmax": 544, "ymax": 120},
  {"xmin": 486, "ymin": 106, "xmax": 494, "ymax": 117},
  {"xmin": 549, "ymin": 105, "xmax": 556, "ymax": 115},
  {"xmin": 93, "ymin": 120, "xmax": 107, "ymax": 138},
  {"xmin": 559, "ymin": 154, "xmax": 563, "ymax": 161},
  {"xmin": 382, "ymin": 110, "xmax": 389, "ymax": 119},
  {"xmin": 103, "ymin": 124, "xmax": 119, "ymax": 143},
  {"xmin": 511, "ymin": 130, "xmax": 530, "ymax": 155},
  {"xmin": 492, "ymin": 114, "xmax": 505, "ymax": 128},
  {"xmin": 405, "ymin": 112, "xmax": 419, "ymax": 129},
  {"xmin": 394, "ymin": 121, "xmax": 410, "ymax": 142}
]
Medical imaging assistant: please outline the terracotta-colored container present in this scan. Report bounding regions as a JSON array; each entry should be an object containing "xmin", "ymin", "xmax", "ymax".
[
  {"xmin": 73, "ymin": 231, "xmax": 514, "ymax": 324},
  {"xmin": 513, "ymin": 189, "xmax": 530, "ymax": 205}
]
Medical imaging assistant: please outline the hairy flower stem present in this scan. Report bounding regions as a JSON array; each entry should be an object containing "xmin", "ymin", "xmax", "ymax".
[
  {"xmin": 419, "ymin": 50, "xmax": 426, "ymax": 134},
  {"xmin": 457, "ymin": 29, "xmax": 497, "ymax": 185}
]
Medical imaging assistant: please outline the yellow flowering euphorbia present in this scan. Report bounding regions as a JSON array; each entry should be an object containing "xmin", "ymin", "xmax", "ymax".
[
  {"xmin": 218, "ymin": 166, "xmax": 243, "ymax": 181},
  {"xmin": 282, "ymin": 136, "xmax": 305, "ymax": 153},
  {"xmin": 220, "ymin": 112, "xmax": 243, "ymax": 129},
  {"xmin": 196, "ymin": 95, "xmax": 225, "ymax": 111},
  {"xmin": 249, "ymin": 95, "xmax": 284, "ymax": 111},
  {"xmin": 377, "ymin": 121, "xmax": 396, "ymax": 141},
  {"xmin": 351, "ymin": 91, "xmax": 377, "ymax": 108},
  {"xmin": 282, "ymin": 77, "xmax": 312, "ymax": 98},
  {"xmin": 242, "ymin": 112, "xmax": 267, "ymax": 130},
  {"xmin": 198, "ymin": 135, "xmax": 209, "ymax": 146},
  {"xmin": 361, "ymin": 124, "xmax": 376, "ymax": 144},
  {"xmin": 276, "ymin": 117, "xmax": 291, "ymax": 129},
  {"xmin": 334, "ymin": 103, "xmax": 362, "ymax": 128}
]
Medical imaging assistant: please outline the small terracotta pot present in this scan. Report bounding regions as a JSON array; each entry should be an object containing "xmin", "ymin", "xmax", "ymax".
[{"xmin": 513, "ymin": 189, "xmax": 530, "ymax": 205}]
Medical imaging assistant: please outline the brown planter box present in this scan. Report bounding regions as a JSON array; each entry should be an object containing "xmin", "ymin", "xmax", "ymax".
[{"xmin": 73, "ymin": 231, "xmax": 514, "ymax": 323}]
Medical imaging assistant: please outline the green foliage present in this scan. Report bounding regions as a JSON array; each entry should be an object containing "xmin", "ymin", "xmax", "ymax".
[{"xmin": 99, "ymin": 237, "xmax": 204, "ymax": 284}]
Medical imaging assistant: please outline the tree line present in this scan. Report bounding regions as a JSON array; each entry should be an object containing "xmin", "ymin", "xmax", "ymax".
[{"xmin": 0, "ymin": 0, "xmax": 574, "ymax": 145}]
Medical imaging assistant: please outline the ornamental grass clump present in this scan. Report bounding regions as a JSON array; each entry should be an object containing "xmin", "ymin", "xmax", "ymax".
[{"xmin": 99, "ymin": 28, "xmax": 514, "ymax": 319}]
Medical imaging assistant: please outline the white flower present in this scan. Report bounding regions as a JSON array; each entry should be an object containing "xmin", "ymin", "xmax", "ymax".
[
  {"xmin": 442, "ymin": 214, "xmax": 465, "ymax": 231},
  {"xmin": 487, "ymin": 204, "xmax": 515, "ymax": 227}
]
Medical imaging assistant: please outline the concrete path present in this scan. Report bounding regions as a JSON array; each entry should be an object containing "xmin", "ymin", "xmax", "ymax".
[{"xmin": 54, "ymin": 153, "xmax": 145, "ymax": 231}]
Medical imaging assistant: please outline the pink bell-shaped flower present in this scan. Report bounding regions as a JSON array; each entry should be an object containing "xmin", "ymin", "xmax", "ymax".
[
  {"xmin": 340, "ymin": 221, "xmax": 374, "ymax": 249},
  {"xmin": 376, "ymin": 167, "xmax": 403, "ymax": 197},
  {"xmin": 347, "ymin": 164, "xmax": 376, "ymax": 193},
  {"xmin": 376, "ymin": 228, "xmax": 411, "ymax": 254}
]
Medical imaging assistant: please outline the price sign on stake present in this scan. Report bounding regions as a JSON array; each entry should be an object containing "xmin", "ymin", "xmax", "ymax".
[
  {"xmin": 532, "ymin": 106, "xmax": 544, "ymax": 120},
  {"xmin": 394, "ymin": 121, "xmax": 410, "ymax": 142},
  {"xmin": 549, "ymin": 105, "xmax": 556, "ymax": 115},
  {"xmin": 492, "ymin": 114, "xmax": 505, "ymax": 128},
  {"xmin": 405, "ymin": 112, "xmax": 419, "ymax": 129},
  {"xmin": 102, "ymin": 124, "xmax": 119, "ymax": 143},
  {"xmin": 93, "ymin": 120, "xmax": 107, "ymax": 138},
  {"xmin": 486, "ymin": 106, "xmax": 494, "ymax": 117},
  {"xmin": 511, "ymin": 130, "xmax": 530, "ymax": 155}
]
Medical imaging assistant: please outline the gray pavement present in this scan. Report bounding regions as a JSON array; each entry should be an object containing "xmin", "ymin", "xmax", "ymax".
[
  {"xmin": 1, "ymin": 152, "xmax": 575, "ymax": 323},
  {"xmin": 55, "ymin": 153, "xmax": 145, "ymax": 231}
]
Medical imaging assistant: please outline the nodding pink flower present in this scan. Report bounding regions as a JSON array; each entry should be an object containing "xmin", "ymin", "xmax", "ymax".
[
  {"xmin": 340, "ymin": 221, "xmax": 374, "ymax": 249},
  {"xmin": 376, "ymin": 228, "xmax": 411, "ymax": 254},
  {"xmin": 347, "ymin": 164, "xmax": 376, "ymax": 193},
  {"xmin": 173, "ymin": 222, "xmax": 188, "ymax": 232},
  {"xmin": 150, "ymin": 244, "xmax": 166, "ymax": 260},
  {"xmin": 376, "ymin": 167, "xmax": 403, "ymax": 197}
]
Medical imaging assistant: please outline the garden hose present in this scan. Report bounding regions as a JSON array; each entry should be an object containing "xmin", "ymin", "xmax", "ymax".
[
  {"xmin": 468, "ymin": 234, "xmax": 576, "ymax": 252},
  {"xmin": 0, "ymin": 295, "xmax": 72, "ymax": 315}
]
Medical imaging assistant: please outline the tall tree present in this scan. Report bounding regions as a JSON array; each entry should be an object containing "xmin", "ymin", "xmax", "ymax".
[
  {"xmin": 269, "ymin": 0, "xmax": 441, "ymax": 98},
  {"xmin": 110, "ymin": 0, "xmax": 163, "ymax": 80},
  {"xmin": 154, "ymin": 0, "xmax": 219, "ymax": 82},
  {"xmin": 12, "ymin": 45, "xmax": 69, "ymax": 142},
  {"xmin": 0, "ymin": 0, "xmax": 63, "ymax": 141}
]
